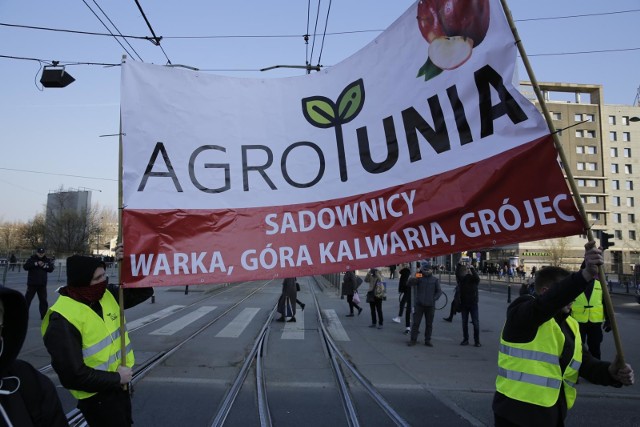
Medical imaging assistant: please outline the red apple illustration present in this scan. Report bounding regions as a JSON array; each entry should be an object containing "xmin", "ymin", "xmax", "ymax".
[{"xmin": 416, "ymin": 0, "xmax": 490, "ymax": 79}]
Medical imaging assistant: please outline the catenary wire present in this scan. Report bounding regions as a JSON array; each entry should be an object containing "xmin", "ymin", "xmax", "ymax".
[
  {"xmin": 80, "ymin": 0, "xmax": 135, "ymax": 60},
  {"xmin": 133, "ymin": 0, "xmax": 172, "ymax": 64},
  {"xmin": 90, "ymin": 0, "xmax": 144, "ymax": 62},
  {"xmin": 308, "ymin": 0, "xmax": 321, "ymax": 66},
  {"xmin": 0, "ymin": 167, "xmax": 116, "ymax": 182},
  {"xmin": 315, "ymin": 0, "xmax": 332, "ymax": 67}
]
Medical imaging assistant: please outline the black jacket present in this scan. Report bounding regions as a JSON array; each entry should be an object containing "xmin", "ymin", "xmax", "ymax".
[
  {"xmin": 0, "ymin": 287, "xmax": 67, "ymax": 427},
  {"xmin": 42, "ymin": 285, "xmax": 153, "ymax": 395},
  {"xmin": 23, "ymin": 254, "xmax": 55, "ymax": 287},
  {"xmin": 459, "ymin": 269, "xmax": 479, "ymax": 306},
  {"xmin": 492, "ymin": 272, "xmax": 620, "ymax": 426}
]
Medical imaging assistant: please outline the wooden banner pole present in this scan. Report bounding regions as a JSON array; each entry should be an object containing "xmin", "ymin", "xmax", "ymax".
[{"xmin": 499, "ymin": 0, "xmax": 625, "ymax": 367}]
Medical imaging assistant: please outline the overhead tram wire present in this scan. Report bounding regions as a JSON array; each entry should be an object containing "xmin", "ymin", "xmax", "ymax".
[
  {"xmin": 315, "ymin": 0, "xmax": 332, "ymax": 69},
  {"xmin": 305, "ymin": 0, "xmax": 311, "ymax": 71},
  {"xmin": 308, "ymin": 0, "xmax": 322, "ymax": 71},
  {"xmin": 80, "ymin": 0, "xmax": 137, "ymax": 61},
  {"xmin": 133, "ymin": 0, "xmax": 172, "ymax": 65},
  {"xmin": 90, "ymin": 0, "xmax": 144, "ymax": 62}
]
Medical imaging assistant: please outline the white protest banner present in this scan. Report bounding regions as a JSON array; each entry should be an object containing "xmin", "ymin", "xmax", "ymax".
[{"xmin": 120, "ymin": 0, "xmax": 584, "ymax": 287}]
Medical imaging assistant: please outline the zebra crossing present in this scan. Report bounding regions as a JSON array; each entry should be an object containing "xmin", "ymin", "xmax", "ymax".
[{"xmin": 128, "ymin": 306, "xmax": 351, "ymax": 341}]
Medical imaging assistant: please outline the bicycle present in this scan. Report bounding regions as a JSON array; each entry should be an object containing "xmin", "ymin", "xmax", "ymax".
[{"xmin": 435, "ymin": 291, "xmax": 448, "ymax": 310}]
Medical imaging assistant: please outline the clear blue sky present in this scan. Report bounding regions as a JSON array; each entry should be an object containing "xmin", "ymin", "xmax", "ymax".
[{"xmin": 1, "ymin": 0, "xmax": 639, "ymax": 222}]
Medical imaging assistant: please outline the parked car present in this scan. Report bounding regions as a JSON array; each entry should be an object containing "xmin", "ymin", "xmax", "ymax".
[{"xmin": 0, "ymin": 258, "xmax": 7, "ymax": 266}]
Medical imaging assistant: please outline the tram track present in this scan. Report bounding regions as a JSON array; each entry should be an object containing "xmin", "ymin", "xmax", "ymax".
[
  {"xmin": 209, "ymin": 276, "xmax": 410, "ymax": 427},
  {"xmin": 63, "ymin": 279, "xmax": 274, "ymax": 426}
]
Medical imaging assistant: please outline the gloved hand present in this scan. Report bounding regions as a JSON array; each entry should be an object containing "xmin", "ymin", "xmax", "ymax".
[{"xmin": 603, "ymin": 320, "xmax": 612, "ymax": 333}]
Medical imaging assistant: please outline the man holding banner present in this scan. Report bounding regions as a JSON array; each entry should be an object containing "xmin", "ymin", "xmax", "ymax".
[
  {"xmin": 42, "ymin": 248, "xmax": 153, "ymax": 426},
  {"xmin": 493, "ymin": 242, "xmax": 634, "ymax": 426}
]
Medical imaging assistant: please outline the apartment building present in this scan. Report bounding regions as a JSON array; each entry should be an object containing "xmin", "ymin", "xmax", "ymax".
[{"xmin": 483, "ymin": 82, "xmax": 640, "ymax": 276}]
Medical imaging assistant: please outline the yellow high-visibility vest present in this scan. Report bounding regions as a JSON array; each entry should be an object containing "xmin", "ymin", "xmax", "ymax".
[
  {"xmin": 42, "ymin": 291, "xmax": 134, "ymax": 400},
  {"xmin": 571, "ymin": 280, "xmax": 604, "ymax": 323},
  {"xmin": 496, "ymin": 316, "xmax": 582, "ymax": 409}
]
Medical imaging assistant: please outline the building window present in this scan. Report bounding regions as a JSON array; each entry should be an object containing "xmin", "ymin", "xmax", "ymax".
[
  {"xmin": 576, "ymin": 130, "xmax": 584, "ymax": 138},
  {"xmin": 552, "ymin": 112, "xmax": 561, "ymax": 120},
  {"xmin": 625, "ymin": 164, "xmax": 633, "ymax": 174},
  {"xmin": 615, "ymin": 230, "xmax": 623, "ymax": 240},
  {"xmin": 613, "ymin": 196, "xmax": 621, "ymax": 206},
  {"xmin": 589, "ymin": 213, "xmax": 600, "ymax": 221},
  {"xmin": 611, "ymin": 164, "xmax": 619, "ymax": 173},
  {"xmin": 611, "ymin": 147, "xmax": 618, "ymax": 157},
  {"xmin": 630, "ymin": 230, "xmax": 637, "ymax": 241},
  {"xmin": 623, "ymin": 132, "xmax": 631, "ymax": 142},
  {"xmin": 585, "ymin": 130, "xmax": 596, "ymax": 138},
  {"xmin": 574, "ymin": 113, "xmax": 582, "ymax": 121},
  {"xmin": 585, "ymin": 114, "xmax": 594, "ymax": 122},
  {"xmin": 608, "ymin": 115, "xmax": 616, "ymax": 125},
  {"xmin": 627, "ymin": 197, "xmax": 634, "ymax": 207},
  {"xmin": 588, "ymin": 196, "xmax": 598, "ymax": 204},
  {"xmin": 626, "ymin": 180, "xmax": 634, "ymax": 190},
  {"xmin": 586, "ymin": 162, "xmax": 597, "ymax": 171},
  {"xmin": 613, "ymin": 213, "xmax": 622, "ymax": 223},
  {"xmin": 629, "ymin": 213, "xmax": 636, "ymax": 223},
  {"xmin": 587, "ymin": 179, "xmax": 597, "ymax": 187},
  {"xmin": 586, "ymin": 146, "xmax": 597, "ymax": 154},
  {"xmin": 577, "ymin": 162, "xmax": 585, "ymax": 171},
  {"xmin": 610, "ymin": 131, "xmax": 617, "ymax": 141},
  {"xmin": 576, "ymin": 146, "xmax": 584, "ymax": 154},
  {"xmin": 577, "ymin": 179, "xmax": 585, "ymax": 187},
  {"xmin": 612, "ymin": 180, "xmax": 620, "ymax": 190},
  {"xmin": 624, "ymin": 148, "xmax": 631, "ymax": 157},
  {"xmin": 622, "ymin": 116, "xmax": 630, "ymax": 125}
]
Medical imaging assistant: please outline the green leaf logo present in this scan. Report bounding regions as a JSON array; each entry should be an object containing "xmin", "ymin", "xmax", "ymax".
[{"xmin": 301, "ymin": 79, "xmax": 366, "ymax": 182}]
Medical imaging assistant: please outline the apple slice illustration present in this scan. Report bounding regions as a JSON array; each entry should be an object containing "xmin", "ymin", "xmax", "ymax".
[{"xmin": 416, "ymin": 0, "xmax": 490, "ymax": 80}]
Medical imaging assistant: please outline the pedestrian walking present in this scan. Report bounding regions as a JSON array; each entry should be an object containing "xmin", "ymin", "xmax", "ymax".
[
  {"xmin": 42, "ymin": 246, "xmax": 154, "ymax": 427},
  {"xmin": 493, "ymin": 242, "xmax": 634, "ymax": 426},
  {"xmin": 276, "ymin": 277, "xmax": 298, "ymax": 322},
  {"xmin": 0, "ymin": 286, "xmax": 68, "ymax": 427},
  {"xmin": 392, "ymin": 263, "xmax": 412, "ymax": 334},
  {"xmin": 388, "ymin": 264, "xmax": 397, "ymax": 279},
  {"xmin": 458, "ymin": 265, "xmax": 481, "ymax": 347},
  {"xmin": 407, "ymin": 262, "xmax": 442, "ymax": 347},
  {"xmin": 23, "ymin": 248, "xmax": 55, "ymax": 319},
  {"xmin": 8, "ymin": 253, "xmax": 17, "ymax": 271},
  {"xmin": 365, "ymin": 268, "xmax": 385, "ymax": 329},
  {"xmin": 342, "ymin": 270, "xmax": 363, "ymax": 317}
]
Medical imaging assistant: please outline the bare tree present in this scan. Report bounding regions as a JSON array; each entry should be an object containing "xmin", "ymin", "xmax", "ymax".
[
  {"xmin": 545, "ymin": 237, "xmax": 570, "ymax": 268},
  {"xmin": 21, "ymin": 213, "xmax": 46, "ymax": 250},
  {"xmin": 0, "ymin": 221, "xmax": 22, "ymax": 255},
  {"xmin": 45, "ymin": 190, "xmax": 99, "ymax": 255}
]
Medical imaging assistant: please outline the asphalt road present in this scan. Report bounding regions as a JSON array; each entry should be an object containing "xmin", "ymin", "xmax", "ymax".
[{"xmin": 5, "ymin": 267, "xmax": 640, "ymax": 427}]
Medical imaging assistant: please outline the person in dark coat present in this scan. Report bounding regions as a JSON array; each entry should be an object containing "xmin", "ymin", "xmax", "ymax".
[
  {"xmin": 42, "ymin": 246, "xmax": 154, "ymax": 427},
  {"xmin": 342, "ymin": 270, "xmax": 362, "ymax": 317},
  {"xmin": 0, "ymin": 287, "xmax": 67, "ymax": 427},
  {"xmin": 23, "ymin": 248, "xmax": 55, "ymax": 319},
  {"xmin": 407, "ymin": 262, "xmax": 442, "ymax": 346},
  {"xmin": 458, "ymin": 265, "xmax": 481, "ymax": 346},
  {"xmin": 8, "ymin": 254, "xmax": 17, "ymax": 271},
  {"xmin": 277, "ymin": 277, "xmax": 298, "ymax": 322},
  {"xmin": 493, "ymin": 242, "xmax": 634, "ymax": 426}
]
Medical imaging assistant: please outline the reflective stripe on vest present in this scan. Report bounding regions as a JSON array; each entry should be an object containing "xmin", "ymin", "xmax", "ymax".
[
  {"xmin": 496, "ymin": 316, "xmax": 582, "ymax": 409},
  {"xmin": 42, "ymin": 291, "xmax": 135, "ymax": 400},
  {"xmin": 571, "ymin": 280, "xmax": 604, "ymax": 323}
]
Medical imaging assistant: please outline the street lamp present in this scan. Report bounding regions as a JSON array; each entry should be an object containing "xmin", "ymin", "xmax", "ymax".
[{"xmin": 40, "ymin": 61, "xmax": 75, "ymax": 88}]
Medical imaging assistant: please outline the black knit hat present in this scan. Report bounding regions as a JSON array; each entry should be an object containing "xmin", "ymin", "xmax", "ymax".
[{"xmin": 66, "ymin": 255, "xmax": 105, "ymax": 287}]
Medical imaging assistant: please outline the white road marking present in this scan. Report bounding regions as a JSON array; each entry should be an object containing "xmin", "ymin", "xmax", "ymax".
[{"xmin": 149, "ymin": 306, "xmax": 217, "ymax": 336}]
